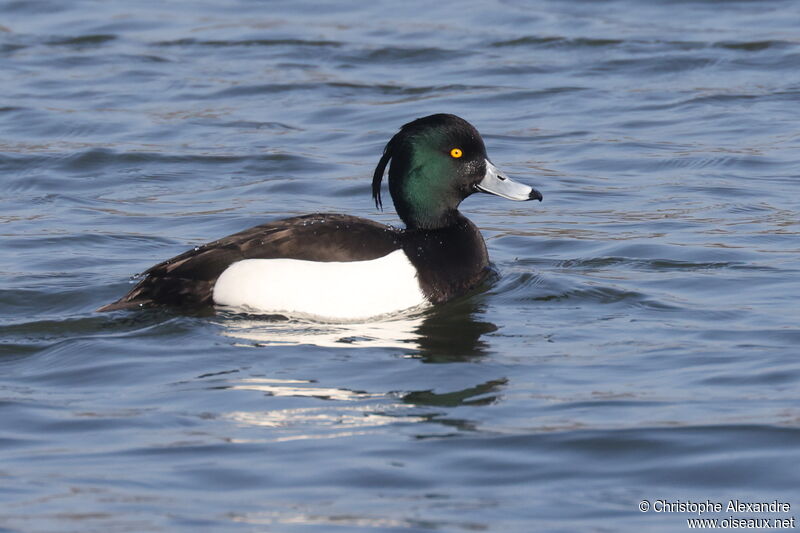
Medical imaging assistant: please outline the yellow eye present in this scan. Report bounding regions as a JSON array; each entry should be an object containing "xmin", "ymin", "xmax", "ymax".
[{"xmin": 450, "ymin": 148, "xmax": 463, "ymax": 158}]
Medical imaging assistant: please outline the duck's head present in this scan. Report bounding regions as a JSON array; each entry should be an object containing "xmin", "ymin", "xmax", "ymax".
[{"xmin": 372, "ymin": 114, "xmax": 542, "ymax": 230}]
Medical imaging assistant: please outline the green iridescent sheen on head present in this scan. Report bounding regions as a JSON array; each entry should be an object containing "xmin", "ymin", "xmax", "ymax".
[
  {"xmin": 372, "ymin": 114, "xmax": 488, "ymax": 229},
  {"xmin": 402, "ymin": 131, "xmax": 458, "ymax": 222}
]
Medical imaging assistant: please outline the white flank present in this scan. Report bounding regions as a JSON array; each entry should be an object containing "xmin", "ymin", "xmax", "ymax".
[{"xmin": 212, "ymin": 249, "xmax": 427, "ymax": 321}]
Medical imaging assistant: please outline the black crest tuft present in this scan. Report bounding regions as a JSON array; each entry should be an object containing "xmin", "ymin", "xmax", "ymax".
[{"xmin": 372, "ymin": 137, "xmax": 394, "ymax": 210}]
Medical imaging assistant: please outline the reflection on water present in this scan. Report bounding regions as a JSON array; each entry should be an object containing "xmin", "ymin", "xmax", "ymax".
[
  {"xmin": 403, "ymin": 378, "xmax": 508, "ymax": 408},
  {"xmin": 217, "ymin": 296, "xmax": 497, "ymax": 361},
  {"xmin": 217, "ymin": 376, "xmax": 433, "ymax": 443},
  {"xmin": 225, "ymin": 404, "xmax": 429, "ymax": 443},
  {"xmin": 208, "ymin": 325, "xmax": 510, "ymax": 441},
  {"xmin": 227, "ymin": 377, "xmax": 379, "ymax": 401},
  {"xmin": 218, "ymin": 375, "xmax": 510, "ymax": 441},
  {"xmin": 218, "ymin": 312, "xmax": 425, "ymax": 350},
  {"xmin": 411, "ymin": 297, "xmax": 497, "ymax": 362}
]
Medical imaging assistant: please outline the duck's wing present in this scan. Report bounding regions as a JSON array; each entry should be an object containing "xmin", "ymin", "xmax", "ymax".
[{"xmin": 98, "ymin": 213, "xmax": 402, "ymax": 311}]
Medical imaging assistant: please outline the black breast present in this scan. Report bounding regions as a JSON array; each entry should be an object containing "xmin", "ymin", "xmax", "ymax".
[
  {"xmin": 99, "ymin": 213, "xmax": 402, "ymax": 311},
  {"xmin": 401, "ymin": 213, "xmax": 490, "ymax": 304}
]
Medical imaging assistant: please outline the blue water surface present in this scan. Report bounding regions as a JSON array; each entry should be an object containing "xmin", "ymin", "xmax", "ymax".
[{"xmin": 1, "ymin": 0, "xmax": 799, "ymax": 531}]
